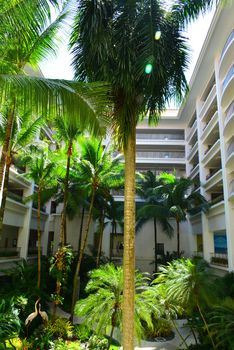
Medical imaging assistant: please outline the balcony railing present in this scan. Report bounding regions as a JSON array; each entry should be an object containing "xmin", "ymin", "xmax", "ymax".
[
  {"xmin": 187, "ymin": 141, "xmax": 198, "ymax": 160},
  {"xmin": 7, "ymin": 191, "xmax": 24, "ymax": 203},
  {"xmin": 0, "ymin": 247, "xmax": 21, "ymax": 259},
  {"xmin": 210, "ymin": 194, "xmax": 224, "ymax": 206},
  {"xmin": 225, "ymin": 101, "xmax": 234, "ymax": 126},
  {"xmin": 187, "ymin": 120, "xmax": 197, "ymax": 141},
  {"xmin": 221, "ymin": 30, "xmax": 234, "ymax": 59},
  {"xmin": 223, "ymin": 64, "xmax": 234, "ymax": 91},
  {"xmin": 206, "ymin": 168, "xmax": 221, "ymax": 180},
  {"xmin": 136, "ymin": 151, "xmax": 185, "ymax": 159},
  {"xmin": 136, "ymin": 133, "xmax": 184, "ymax": 141},
  {"xmin": 229, "ymin": 180, "xmax": 234, "ymax": 194},
  {"xmin": 210, "ymin": 252, "xmax": 228, "ymax": 267},
  {"xmin": 227, "ymin": 141, "xmax": 234, "ymax": 158}
]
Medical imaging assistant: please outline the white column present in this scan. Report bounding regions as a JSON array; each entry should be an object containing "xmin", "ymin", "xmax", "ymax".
[
  {"xmin": 17, "ymin": 182, "xmax": 34, "ymax": 259},
  {"xmin": 214, "ymin": 58, "xmax": 234, "ymax": 271}
]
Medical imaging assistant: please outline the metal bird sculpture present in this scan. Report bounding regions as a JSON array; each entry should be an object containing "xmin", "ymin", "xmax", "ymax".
[
  {"xmin": 25, "ymin": 299, "xmax": 40, "ymax": 326},
  {"xmin": 38, "ymin": 302, "xmax": 48, "ymax": 323}
]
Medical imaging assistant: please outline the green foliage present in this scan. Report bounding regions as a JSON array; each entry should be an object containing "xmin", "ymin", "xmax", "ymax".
[
  {"xmin": 0, "ymin": 298, "xmax": 21, "ymax": 344},
  {"xmin": 74, "ymin": 324, "xmax": 92, "ymax": 342},
  {"xmin": 88, "ymin": 335, "xmax": 109, "ymax": 350},
  {"xmin": 46, "ymin": 318, "xmax": 74, "ymax": 339},
  {"xmin": 144, "ymin": 317, "xmax": 172, "ymax": 339},
  {"xmin": 53, "ymin": 339, "xmax": 82, "ymax": 350}
]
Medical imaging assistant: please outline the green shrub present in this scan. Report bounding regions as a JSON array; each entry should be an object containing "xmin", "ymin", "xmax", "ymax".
[
  {"xmin": 0, "ymin": 298, "xmax": 21, "ymax": 345},
  {"xmin": 53, "ymin": 339, "xmax": 82, "ymax": 350},
  {"xmin": 47, "ymin": 317, "xmax": 73, "ymax": 338},
  {"xmin": 144, "ymin": 318, "xmax": 172, "ymax": 339},
  {"xmin": 74, "ymin": 324, "xmax": 92, "ymax": 342},
  {"xmin": 88, "ymin": 335, "xmax": 109, "ymax": 350}
]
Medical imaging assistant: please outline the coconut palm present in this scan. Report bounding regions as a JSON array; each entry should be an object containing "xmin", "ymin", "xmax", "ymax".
[
  {"xmin": 157, "ymin": 173, "xmax": 209, "ymax": 257},
  {"xmin": 70, "ymin": 1, "xmax": 218, "ymax": 347},
  {"xmin": 25, "ymin": 147, "xmax": 57, "ymax": 289},
  {"xmin": 70, "ymin": 138, "xmax": 124, "ymax": 320},
  {"xmin": 155, "ymin": 258, "xmax": 218, "ymax": 349},
  {"xmin": 0, "ymin": 0, "xmax": 110, "ymax": 205},
  {"xmin": 0, "ymin": 111, "xmax": 44, "ymax": 236},
  {"xmin": 136, "ymin": 171, "xmax": 173, "ymax": 272},
  {"xmin": 75, "ymin": 263, "xmax": 160, "ymax": 348}
]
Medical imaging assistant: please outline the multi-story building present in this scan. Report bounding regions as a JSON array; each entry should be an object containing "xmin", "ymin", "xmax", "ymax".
[{"xmin": 1, "ymin": 0, "xmax": 234, "ymax": 274}]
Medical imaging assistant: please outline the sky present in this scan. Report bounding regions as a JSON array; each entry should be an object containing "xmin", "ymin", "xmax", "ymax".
[{"xmin": 40, "ymin": 7, "xmax": 215, "ymax": 83}]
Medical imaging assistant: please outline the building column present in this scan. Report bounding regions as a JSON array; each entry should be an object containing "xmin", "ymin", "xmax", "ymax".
[
  {"xmin": 214, "ymin": 59, "xmax": 234, "ymax": 271},
  {"xmin": 17, "ymin": 182, "xmax": 34, "ymax": 259}
]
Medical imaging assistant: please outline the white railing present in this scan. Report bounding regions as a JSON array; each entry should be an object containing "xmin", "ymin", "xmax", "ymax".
[
  {"xmin": 136, "ymin": 151, "xmax": 185, "ymax": 159},
  {"xmin": 229, "ymin": 180, "xmax": 234, "ymax": 194},
  {"xmin": 199, "ymin": 85, "xmax": 216, "ymax": 121},
  {"xmin": 187, "ymin": 141, "xmax": 198, "ymax": 160},
  {"xmin": 136, "ymin": 133, "xmax": 184, "ymax": 141},
  {"xmin": 225, "ymin": 101, "xmax": 234, "ymax": 126},
  {"xmin": 221, "ymin": 30, "xmax": 234, "ymax": 59},
  {"xmin": 227, "ymin": 141, "xmax": 234, "ymax": 158},
  {"xmin": 223, "ymin": 64, "xmax": 234, "ymax": 91},
  {"xmin": 187, "ymin": 120, "xmax": 197, "ymax": 141}
]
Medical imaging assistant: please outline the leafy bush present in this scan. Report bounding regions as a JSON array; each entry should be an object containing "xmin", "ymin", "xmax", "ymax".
[
  {"xmin": 0, "ymin": 298, "xmax": 21, "ymax": 345},
  {"xmin": 88, "ymin": 335, "xmax": 109, "ymax": 350},
  {"xmin": 53, "ymin": 339, "xmax": 82, "ymax": 350},
  {"xmin": 144, "ymin": 318, "xmax": 172, "ymax": 339},
  {"xmin": 74, "ymin": 324, "xmax": 92, "ymax": 342},
  {"xmin": 47, "ymin": 317, "xmax": 73, "ymax": 338}
]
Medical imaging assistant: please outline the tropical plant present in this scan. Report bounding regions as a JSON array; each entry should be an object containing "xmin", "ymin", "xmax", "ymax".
[
  {"xmin": 70, "ymin": 1, "xmax": 219, "ymax": 347},
  {"xmin": 154, "ymin": 258, "xmax": 218, "ymax": 349},
  {"xmin": 25, "ymin": 147, "xmax": 57, "ymax": 289},
  {"xmin": 157, "ymin": 173, "xmax": 209, "ymax": 256},
  {"xmin": 0, "ymin": 298, "xmax": 21, "ymax": 347},
  {"xmin": 70, "ymin": 138, "xmax": 123, "ymax": 320},
  {"xmin": 0, "ymin": 0, "xmax": 110, "ymax": 215},
  {"xmin": 0, "ymin": 111, "xmax": 44, "ymax": 236},
  {"xmin": 136, "ymin": 171, "xmax": 173, "ymax": 272},
  {"xmin": 75, "ymin": 263, "xmax": 160, "ymax": 348}
]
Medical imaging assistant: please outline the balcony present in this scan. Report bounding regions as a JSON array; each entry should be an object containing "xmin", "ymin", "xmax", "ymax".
[
  {"xmin": 210, "ymin": 252, "xmax": 228, "ymax": 268},
  {"xmin": 224, "ymin": 101, "xmax": 234, "ymax": 140},
  {"xmin": 202, "ymin": 140, "xmax": 220, "ymax": 167},
  {"xmin": 226, "ymin": 141, "xmax": 234, "ymax": 169},
  {"xmin": 187, "ymin": 141, "xmax": 198, "ymax": 162},
  {"xmin": 204, "ymin": 169, "xmax": 222, "ymax": 191},
  {"xmin": 0, "ymin": 247, "xmax": 21, "ymax": 260},
  {"xmin": 186, "ymin": 120, "xmax": 197, "ymax": 143},
  {"xmin": 201, "ymin": 111, "xmax": 219, "ymax": 143},
  {"xmin": 189, "ymin": 164, "xmax": 199, "ymax": 180},
  {"xmin": 229, "ymin": 180, "xmax": 234, "ymax": 201},
  {"xmin": 219, "ymin": 30, "xmax": 234, "ymax": 80},
  {"xmin": 136, "ymin": 132, "xmax": 184, "ymax": 146},
  {"xmin": 221, "ymin": 64, "xmax": 234, "ymax": 109},
  {"xmin": 136, "ymin": 151, "xmax": 185, "ymax": 165},
  {"xmin": 199, "ymin": 85, "xmax": 217, "ymax": 122}
]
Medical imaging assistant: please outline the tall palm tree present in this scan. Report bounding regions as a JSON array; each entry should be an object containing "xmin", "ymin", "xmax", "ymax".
[
  {"xmin": 0, "ymin": 0, "xmax": 110, "ymax": 204},
  {"xmin": 70, "ymin": 138, "xmax": 123, "ymax": 320},
  {"xmin": 25, "ymin": 147, "xmax": 57, "ymax": 289},
  {"xmin": 157, "ymin": 173, "xmax": 208, "ymax": 257},
  {"xmin": 70, "ymin": 1, "xmax": 219, "ymax": 347},
  {"xmin": 0, "ymin": 111, "xmax": 44, "ymax": 237},
  {"xmin": 136, "ymin": 171, "xmax": 173, "ymax": 272}
]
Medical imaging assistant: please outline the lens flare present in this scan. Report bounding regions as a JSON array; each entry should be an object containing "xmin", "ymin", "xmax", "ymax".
[
  {"xmin": 155, "ymin": 31, "xmax": 161, "ymax": 40},
  {"xmin": 145, "ymin": 64, "xmax": 153, "ymax": 74}
]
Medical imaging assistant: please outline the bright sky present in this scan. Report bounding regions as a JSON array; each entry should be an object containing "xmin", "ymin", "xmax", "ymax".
[{"xmin": 40, "ymin": 7, "xmax": 215, "ymax": 83}]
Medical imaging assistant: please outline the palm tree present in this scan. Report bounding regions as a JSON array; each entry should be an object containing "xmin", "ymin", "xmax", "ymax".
[
  {"xmin": 25, "ymin": 147, "xmax": 57, "ymax": 289},
  {"xmin": 0, "ymin": 111, "xmax": 44, "ymax": 236},
  {"xmin": 136, "ymin": 171, "xmax": 173, "ymax": 272},
  {"xmin": 75, "ymin": 263, "xmax": 160, "ymax": 348},
  {"xmin": 157, "ymin": 173, "xmax": 209, "ymax": 257},
  {"xmin": 70, "ymin": 138, "xmax": 123, "ymax": 320},
  {"xmin": 70, "ymin": 2, "xmax": 218, "ymax": 347},
  {"xmin": 155, "ymin": 258, "xmax": 218, "ymax": 349},
  {"xmin": 0, "ymin": 0, "xmax": 110, "ymax": 204}
]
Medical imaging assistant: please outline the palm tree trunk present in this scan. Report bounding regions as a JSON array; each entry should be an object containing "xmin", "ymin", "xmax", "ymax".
[
  {"xmin": 37, "ymin": 186, "xmax": 41, "ymax": 289},
  {"xmin": 0, "ymin": 158, "xmax": 11, "ymax": 236},
  {"xmin": 176, "ymin": 219, "xmax": 180, "ymax": 257},
  {"xmin": 96, "ymin": 211, "xmax": 105, "ymax": 267},
  {"xmin": 70, "ymin": 189, "xmax": 95, "ymax": 321},
  {"xmin": 60, "ymin": 142, "xmax": 72, "ymax": 246},
  {"xmin": 0, "ymin": 99, "xmax": 16, "ymax": 209},
  {"xmin": 108, "ymin": 304, "xmax": 118, "ymax": 349},
  {"xmin": 122, "ymin": 129, "xmax": 136, "ymax": 350},
  {"xmin": 78, "ymin": 207, "xmax": 85, "ymax": 253},
  {"xmin": 154, "ymin": 218, "xmax": 158, "ymax": 272}
]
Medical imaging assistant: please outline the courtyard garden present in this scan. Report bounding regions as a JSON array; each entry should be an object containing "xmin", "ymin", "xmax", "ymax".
[{"xmin": 0, "ymin": 0, "xmax": 233, "ymax": 349}]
